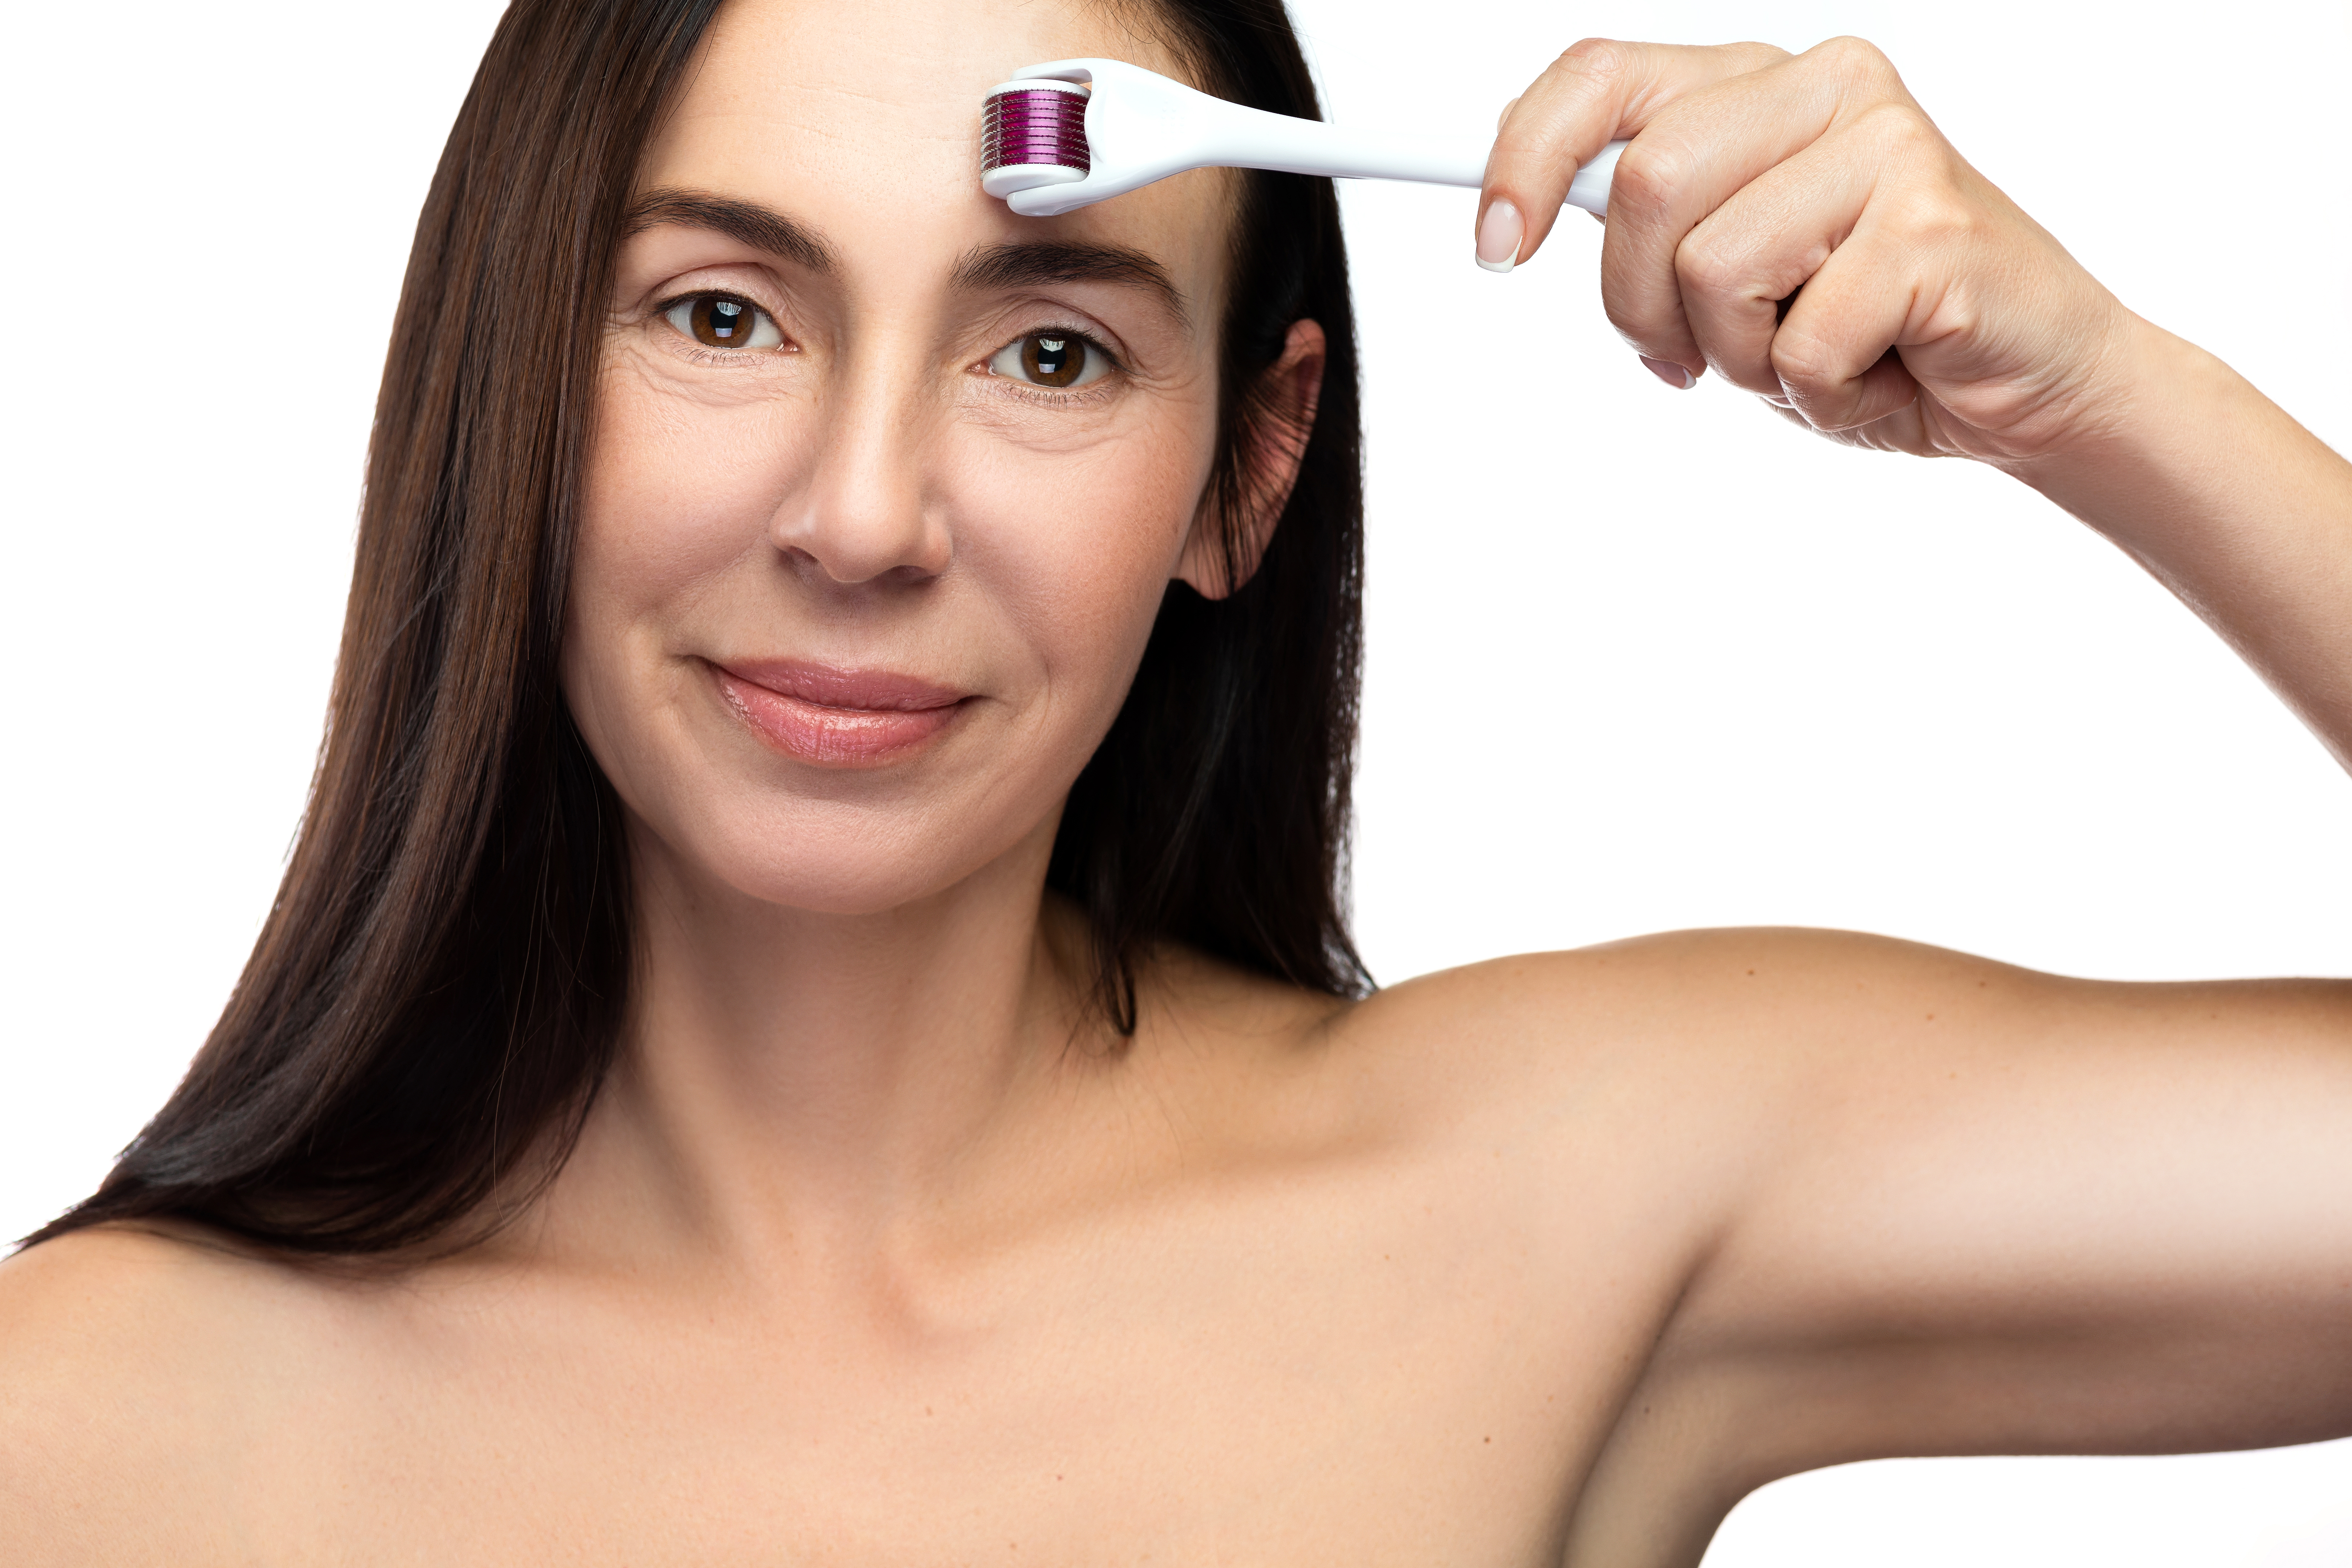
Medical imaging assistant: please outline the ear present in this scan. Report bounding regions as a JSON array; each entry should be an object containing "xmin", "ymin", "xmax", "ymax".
[{"xmin": 1176, "ymin": 318, "xmax": 1327, "ymax": 599}]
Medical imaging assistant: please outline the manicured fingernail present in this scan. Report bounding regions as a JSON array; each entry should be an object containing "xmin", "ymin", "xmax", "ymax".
[
  {"xmin": 1640, "ymin": 356, "xmax": 1696, "ymax": 389},
  {"xmin": 1476, "ymin": 200, "xmax": 1522, "ymax": 273}
]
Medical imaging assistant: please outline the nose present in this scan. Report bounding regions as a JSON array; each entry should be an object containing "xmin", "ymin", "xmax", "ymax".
[{"xmin": 769, "ymin": 358, "xmax": 953, "ymax": 586}]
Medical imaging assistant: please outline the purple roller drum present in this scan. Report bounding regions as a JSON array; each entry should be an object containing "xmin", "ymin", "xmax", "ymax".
[{"xmin": 981, "ymin": 80, "xmax": 1091, "ymax": 198}]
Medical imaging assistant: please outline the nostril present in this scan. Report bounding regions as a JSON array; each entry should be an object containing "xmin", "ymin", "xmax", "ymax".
[
  {"xmin": 773, "ymin": 524, "xmax": 949, "ymax": 588},
  {"xmin": 771, "ymin": 409, "xmax": 950, "ymax": 584}
]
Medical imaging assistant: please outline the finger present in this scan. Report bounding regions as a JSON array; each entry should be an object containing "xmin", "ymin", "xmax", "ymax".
[
  {"xmin": 1673, "ymin": 113, "xmax": 1893, "ymax": 396},
  {"xmin": 1598, "ymin": 37, "xmax": 1914, "ymax": 380},
  {"xmin": 1767, "ymin": 216, "xmax": 1944, "ymax": 435},
  {"xmin": 1480, "ymin": 39, "xmax": 1789, "ymax": 273},
  {"xmin": 1753, "ymin": 387, "xmax": 1932, "ymax": 457}
]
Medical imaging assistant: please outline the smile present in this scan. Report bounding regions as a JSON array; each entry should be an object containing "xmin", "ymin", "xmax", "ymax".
[{"xmin": 710, "ymin": 659, "xmax": 971, "ymax": 768}]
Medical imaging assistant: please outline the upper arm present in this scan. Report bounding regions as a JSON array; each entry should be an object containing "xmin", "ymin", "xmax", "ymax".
[{"xmin": 1640, "ymin": 930, "xmax": 2352, "ymax": 1485}]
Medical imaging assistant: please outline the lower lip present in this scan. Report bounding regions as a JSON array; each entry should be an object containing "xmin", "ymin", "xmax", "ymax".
[{"xmin": 715, "ymin": 668, "xmax": 966, "ymax": 767}]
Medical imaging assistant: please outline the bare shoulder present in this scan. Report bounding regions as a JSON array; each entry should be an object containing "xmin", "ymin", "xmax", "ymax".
[
  {"xmin": 0, "ymin": 1223, "xmax": 329, "ymax": 1561},
  {"xmin": 1324, "ymin": 926, "xmax": 2064, "ymax": 1137}
]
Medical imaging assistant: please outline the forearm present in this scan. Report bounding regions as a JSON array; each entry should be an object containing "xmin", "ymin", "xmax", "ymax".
[{"xmin": 2008, "ymin": 322, "xmax": 2352, "ymax": 772}]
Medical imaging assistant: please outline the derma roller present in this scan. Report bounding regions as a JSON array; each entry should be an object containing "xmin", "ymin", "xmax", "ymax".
[{"xmin": 981, "ymin": 57, "xmax": 1628, "ymax": 221}]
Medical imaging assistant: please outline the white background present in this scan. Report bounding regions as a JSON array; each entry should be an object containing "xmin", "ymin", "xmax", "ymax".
[{"xmin": 3, "ymin": 1, "xmax": 2347, "ymax": 1561}]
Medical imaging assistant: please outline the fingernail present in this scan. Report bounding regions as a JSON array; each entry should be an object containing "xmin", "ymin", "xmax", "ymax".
[
  {"xmin": 1476, "ymin": 200, "xmax": 1522, "ymax": 273},
  {"xmin": 1640, "ymin": 356, "xmax": 1696, "ymax": 390}
]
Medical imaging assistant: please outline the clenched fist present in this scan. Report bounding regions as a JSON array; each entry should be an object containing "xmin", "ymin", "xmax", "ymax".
[{"xmin": 1481, "ymin": 38, "xmax": 2132, "ymax": 463}]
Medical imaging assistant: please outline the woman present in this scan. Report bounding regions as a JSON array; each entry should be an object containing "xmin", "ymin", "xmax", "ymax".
[{"xmin": 4, "ymin": 0, "xmax": 2348, "ymax": 1561}]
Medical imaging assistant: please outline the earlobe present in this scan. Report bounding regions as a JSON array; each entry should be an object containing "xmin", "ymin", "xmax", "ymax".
[{"xmin": 1177, "ymin": 319, "xmax": 1327, "ymax": 599}]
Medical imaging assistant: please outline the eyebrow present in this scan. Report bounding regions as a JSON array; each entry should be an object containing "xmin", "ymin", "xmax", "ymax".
[
  {"xmin": 624, "ymin": 188, "xmax": 836, "ymax": 273},
  {"xmin": 951, "ymin": 241, "xmax": 1191, "ymax": 332},
  {"xmin": 623, "ymin": 191, "xmax": 1188, "ymax": 331}
]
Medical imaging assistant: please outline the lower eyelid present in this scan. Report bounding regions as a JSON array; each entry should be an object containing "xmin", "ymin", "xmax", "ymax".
[{"xmin": 983, "ymin": 379, "xmax": 1123, "ymax": 414}]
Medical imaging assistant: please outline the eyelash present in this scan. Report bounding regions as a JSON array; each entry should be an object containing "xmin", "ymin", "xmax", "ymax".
[{"xmin": 645, "ymin": 295, "xmax": 1124, "ymax": 400}]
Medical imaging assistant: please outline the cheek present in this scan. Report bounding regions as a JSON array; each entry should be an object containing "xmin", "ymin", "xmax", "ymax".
[
  {"xmin": 578, "ymin": 358, "xmax": 817, "ymax": 606},
  {"xmin": 944, "ymin": 404, "xmax": 1221, "ymax": 703},
  {"xmin": 563, "ymin": 359, "xmax": 816, "ymax": 784}
]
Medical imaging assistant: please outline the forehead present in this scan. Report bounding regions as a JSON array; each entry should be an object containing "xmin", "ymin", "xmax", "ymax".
[{"xmin": 640, "ymin": 0, "xmax": 1234, "ymax": 294}]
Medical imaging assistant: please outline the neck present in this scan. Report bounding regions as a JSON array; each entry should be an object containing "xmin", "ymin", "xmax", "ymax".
[{"xmin": 552, "ymin": 806, "xmax": 1102, "ymax": 1268}]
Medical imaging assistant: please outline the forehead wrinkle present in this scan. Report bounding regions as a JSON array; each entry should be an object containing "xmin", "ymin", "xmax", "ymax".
[
  {"xmin": 950, "ymin": 241, "xmax": 1194, "ymax": 337},
  {"xmin": 668, "ymin": 94, "xmax": 972, "ymax": 154}
]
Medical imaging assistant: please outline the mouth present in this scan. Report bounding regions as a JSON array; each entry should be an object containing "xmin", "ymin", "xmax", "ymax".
[{"xmin": 710, "ymin": 659, "xmax": 973, "ymax": 768}]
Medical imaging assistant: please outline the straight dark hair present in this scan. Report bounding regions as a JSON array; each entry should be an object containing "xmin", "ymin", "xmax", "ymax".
[{"xmin": 30, "ymin": 0, "xmax": 1367, "ymax": 1256}]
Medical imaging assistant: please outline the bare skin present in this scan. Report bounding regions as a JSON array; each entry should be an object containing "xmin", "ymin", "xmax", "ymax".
[{"xmin": 5, "ymin": 4, "xmax": 2351, "ymax": 1566}]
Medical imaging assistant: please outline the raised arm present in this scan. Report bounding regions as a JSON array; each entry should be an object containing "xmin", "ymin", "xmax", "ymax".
[
  {"xmin": 1465, "ymin": 34, "xmax": 2352, "ymax": 1540},
  {"xmin": 1480, "ymin": 37, "xmax": 2352, "ymax": 768}
]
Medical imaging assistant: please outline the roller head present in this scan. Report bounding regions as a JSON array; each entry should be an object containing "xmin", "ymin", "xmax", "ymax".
[{"xmin": 981, "ymin": 78, "xmax": 1091, "ymax": 199}]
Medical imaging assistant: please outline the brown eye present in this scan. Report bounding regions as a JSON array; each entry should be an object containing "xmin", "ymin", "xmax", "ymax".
[
  {"xmin": 987, "ymin": 331, "xmax": 1111, "ymax": 389},
  {"xmin": 1024, "ymin": 333, "xmax": 1083, "ymax": 386},
  {"xmin": 660, "ymin": 293, "xmax": 783, "ymax": 351}
]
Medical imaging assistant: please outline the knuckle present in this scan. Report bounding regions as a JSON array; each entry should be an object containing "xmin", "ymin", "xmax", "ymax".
[
  {"xmin": 1849, "ymin": 106, "xmax": 1982, "ymax": 240},
  {"xmin": 1558, "ymin": 36, "xmax": 1636, "ymax": 85},
  {"xmin": 1718, "ymin": 39, "xmax": 1795, "ymax": 77},
  {"xmin": 1812, "ymin": 34, "xmax": 1895, "ymax": 82},
  {"xmin": 1673, "ymin": 232, "xmax": 1748, "ymax": 299},
  {"xmin": 1887, "ymin": 181, "xmax": 1982, "ymax": 247},
  {"xmin": 1855, "ymin": 98, "xmax": 1938, "ymax": 155},
  {"xmin": 1605, "ymin": 142, "xmax": 1686, "ymax": 216}
]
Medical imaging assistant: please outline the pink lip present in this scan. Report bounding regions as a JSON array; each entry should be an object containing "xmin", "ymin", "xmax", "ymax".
[{"xmin": 712, "ymin": 660, "xmax": 971, "ymax": 767}]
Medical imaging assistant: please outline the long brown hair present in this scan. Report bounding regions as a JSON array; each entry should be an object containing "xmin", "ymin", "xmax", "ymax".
[{"xmin": 30, "ymin": 0, "xmax": 1366, "ymax": 1255}]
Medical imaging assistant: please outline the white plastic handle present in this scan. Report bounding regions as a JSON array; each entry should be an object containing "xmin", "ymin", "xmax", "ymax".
[
  {"xmin": 1561, "ymin": 139, "xmax": 1629, "ymax": 217},
  {"xmin": 998, "ymin": 58, "xmax": 1631, "ymax": 219}
]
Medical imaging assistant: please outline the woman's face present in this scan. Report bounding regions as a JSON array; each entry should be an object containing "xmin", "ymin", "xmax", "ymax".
[{"xmin": 565, "ymin": 0, "xmax": 1269, "ymax": 915}]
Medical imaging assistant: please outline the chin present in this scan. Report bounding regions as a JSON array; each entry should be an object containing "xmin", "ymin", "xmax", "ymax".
[{"xmin": 649, "ymin": 787, "xmax": 1053, "ymax": 918}]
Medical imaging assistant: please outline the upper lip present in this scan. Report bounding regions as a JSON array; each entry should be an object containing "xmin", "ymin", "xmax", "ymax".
[{"xmin": 712, "ymin": 659, "xmax": 970, "ymax": 712}]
